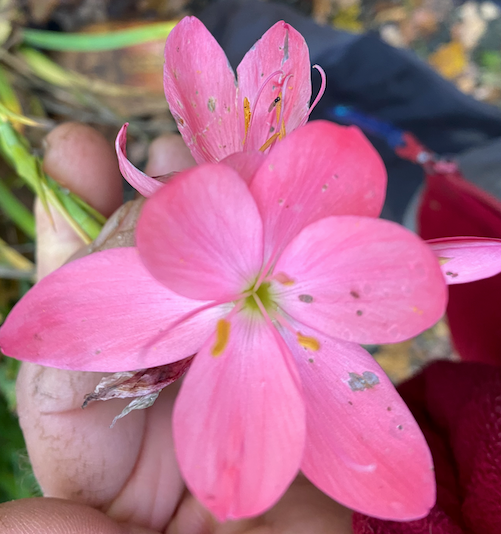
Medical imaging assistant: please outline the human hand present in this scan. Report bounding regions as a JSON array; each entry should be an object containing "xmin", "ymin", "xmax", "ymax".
[{"xmin": 0, "ymin": 123, "xmax": 353, "ymax": 534}]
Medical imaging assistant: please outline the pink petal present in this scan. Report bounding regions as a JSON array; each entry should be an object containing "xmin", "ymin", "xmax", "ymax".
[
  {"xmin": 136, "ymin": 164, "xmax": 263, "ymax": 301},
  {"xmin": 163, "ymin": 17, "xmax": 240, "ymax": 163},
  {"xmin": 173, "ymin": 311, "xmax": 305, "ymax": 520},
  {"xmin": 0, "ymin": 249, "xmax": 230, "ymax": 372},
  {"xmin": 273, "ymin": 216, "xmax": 447, "ymax": 344},
  {"xmin": 250, "ymin": 121, "xmax": 387, "ymax": 262},
  {"xmin": 236, "ymin": 21, "xmax": 311, "ymax": 152},
  {"xmin": 427, "ymin": 236, "xmax": 501, "ymax": 285},
  {"xmin": 220, "ymin": 150, "xmax": 266, "ymax": 184},
  {"xmin": 116, "ymin": 124, "xmax": 163, "ymax": 197},
  {"xmin": 280, "ymin": 322, "xmax": 435, "ymax": 520}
]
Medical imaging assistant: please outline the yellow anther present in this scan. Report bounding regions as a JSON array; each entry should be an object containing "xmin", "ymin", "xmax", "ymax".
[
  {"xmin": 274, "ymin": 92, "xmax": 286, "ymax": 139},
  {"xmin": 438, "ymin": 257, "xmax": 452, "ymax": 265},
  {"xmin": 211, "ymin": 319, "xmax": 231, "ymax": 357},
  {"xmin": 275, "ymin": 92, "xmax": 282, "ymax": 123},
  {"xmin": 297, "ymin": 333, "xmax": 320, "ymax": 351},
  {"xmin": 243, "ymin": 97, "xmax": 251, "ymax": 145},
  {"xmin": 259, "ymin": 132, "xmax": 280, "ymax": 152},
  {"xmin": 279, "ymin": 118, "xmax": 286, "ymax": 140}
]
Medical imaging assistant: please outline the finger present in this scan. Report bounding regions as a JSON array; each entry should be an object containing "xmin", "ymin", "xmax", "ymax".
[
  {"xmin": 43, "ymin": 122, "xmax": 123, "ymax": 218},
  {"xmin": 166, "ymin": 475, "xmax": 353, "ymax": 534},
  {"xmin": 16, "ymin": 363, "xmax": 146, "ymax": 508},
  {"xmin": 17, "ymin": 131, "xmax": 187, "ymax": 532},
  {"xmin": 0, "ymin": 498, "xmax": 157, "ymax": 534},
  {"xmin": 144, "ymin": 133, "xmax": 196, "ymax": 177},
  {"xmin": 36, "ymin": 122, "xmax": 123, "ymax": 279},
  {"xmin": 19, "ymin": 122, "xmax": 142, "ymax": 505}
]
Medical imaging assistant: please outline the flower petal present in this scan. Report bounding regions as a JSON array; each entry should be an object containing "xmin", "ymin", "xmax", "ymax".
[
  {"xmin": 280, "ymin": 323, "xmax": 435, "ymax": 520},
  {"xmin": 163, "ymin": 17, "xmax": 240, "ymax": 163},
  {"xmin": 173, "ymin": 311, "xmax": 305, "ymax": 520},
  {"xmin": 116, "ymin": 124, "xmax": 163, "ymax": 197},
  {"xmin": 136, "ymin": 164, "xmax": 263, "ymax": 301},
  {"xmin": 273, "ymin": 216, "xmax": 447, "ymax": 344},
  {"xmin": 220, "ymin": 150, "xmax": 266, "ymax": 184},
  {"xmin": 427, "ymin": 236, "xmax": 501, "ymax": 285},
  {"xmin": 0, "ymin": 249, "xmax": 229, "ymax": 372},
  {"xmin": 236, "ymin": 21, "xmax": 311, "ymax": 152},
  {"xmin": 250, "ymin": 121, "xmax": 387, "ymax": 262}
]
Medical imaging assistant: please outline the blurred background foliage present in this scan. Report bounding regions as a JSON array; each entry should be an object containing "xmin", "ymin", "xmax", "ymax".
[{"xmin": 0, "ymin": 0, "xmax": 500, "ymax": 502}]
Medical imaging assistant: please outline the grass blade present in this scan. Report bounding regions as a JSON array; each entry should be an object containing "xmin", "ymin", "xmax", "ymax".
[{"xmin": 21, "ymin": 21, "xmax": 177, "ymax": 52}]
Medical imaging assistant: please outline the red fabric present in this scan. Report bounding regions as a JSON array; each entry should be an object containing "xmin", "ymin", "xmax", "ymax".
[
  {"xmin": 418, "ymin": 170, "xmax": 501, "ymax": 364},
  {"xmin": 353, "ymin": 361, "xmax": 501, "ymax": 534}
]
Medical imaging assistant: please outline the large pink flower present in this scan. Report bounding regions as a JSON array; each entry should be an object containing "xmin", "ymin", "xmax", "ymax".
[
  {"xmin": 0, "ymin": 121, "xmax": 447, "ymax": 521},
  {"xmin": 116, "ymin": 16, "xmax": 325, "ymax": 197}
]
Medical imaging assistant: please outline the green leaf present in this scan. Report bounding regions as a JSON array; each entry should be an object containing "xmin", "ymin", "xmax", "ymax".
[{"xmin": 21, "ymin": 21, "xmax": 177, "ymax": 52}]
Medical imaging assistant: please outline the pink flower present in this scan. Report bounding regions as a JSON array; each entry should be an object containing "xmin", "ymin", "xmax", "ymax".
[
  {"xmin": 427, "ymin": 236, "xmax": 501, "ymax": 284},
  {"xmin": 116, "ymin": 16, "xmax": 326, "ymax": 197},
  {"xmin": 0, "ymin": 121, "xmax": 447, "ymax": 521}
]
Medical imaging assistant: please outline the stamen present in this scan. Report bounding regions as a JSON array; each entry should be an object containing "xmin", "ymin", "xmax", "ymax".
[
  {"xmin": 274, "ymin": 92, "xmax": 287, "ymax": 141},
  {"xmin": 242, "ymin": 97, "xmax": 251, "ymax": 145},
  {"xmin": 272, "ymin": 312, "xmax": 297, "ymax": 334},
  {"xmin": 277, "ymin": 74, "xmax": 293, "ymax": 140},
  {"xmin": 275, "ymin": 93, "xmax": 282, "ymax": 124},
  {"xmin": 253, "ymin": 257, "xmax": 276, "ymax": 291},
  {"xmin": 259, "ymin": 132, "xmax": 279, "ymax": 152},
  {"xmin": 211, "ymin": 319, "xmax": 231, "ymax": 357},
  {"xmin": 299, "ymin": 64, "xmax": 326, "ymax": 127},
  {"xmin": 243, "ymin": 69, "xmax": 282, "ymax": 149},
  {"xmin": 297, "ymin": 333, "xmax": 320, "ymax": 351},
  {"xmin": 260, "ymin": 73, "xmax": 294, "ymax": 151}
]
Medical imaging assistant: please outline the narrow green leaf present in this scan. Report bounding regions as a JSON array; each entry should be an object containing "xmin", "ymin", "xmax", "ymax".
[
  {"xmin": 0, "ymin": 119, "xmax": 103, "ymax": 243},
  {"xmin": 21, "ymin": 21, "xmax": 177, "ymax": 52},
  {"xmin": 0, "ymin": 180, "xmax": 36, "ymax": 239},
  {"xmin": 0, "ymin": 66, "xmax": 22, "ymax": 115}
]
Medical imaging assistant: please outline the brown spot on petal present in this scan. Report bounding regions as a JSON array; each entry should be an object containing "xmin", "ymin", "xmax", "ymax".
[
  {"xmin": 446, "ymin": 271, "xmax": 459, "ymax": 278},
  {"xmin": 299, "ymin": 294, "xmax": 313, "ymax": 303},
  {"xmin": 356, "ymin": 310, "xmax": 363, "ymax": 316},
  {"xmin": 207, "ymin": 97, "xmax": 216, "ymax": 113},
  {"xmin": 350, "ymin": 290, "xmax": 360, "ymax": 299}
]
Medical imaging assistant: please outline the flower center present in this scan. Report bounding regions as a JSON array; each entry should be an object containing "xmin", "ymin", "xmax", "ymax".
[{"xmin": 244, "ymin": 282, "xmax": 274, "ymax": 314}]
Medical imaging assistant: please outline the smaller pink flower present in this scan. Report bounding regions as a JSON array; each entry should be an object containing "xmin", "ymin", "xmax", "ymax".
[
  {"xmin": 427, "ymin": 236, "xmax": 501, "ymax": 284},
  {"xmin": 116, "ymin": 16, "xmax": 326, "ymax": 197},
  {"xmin": 0, "ymin": 121, "xmax": 447, "ymax": 522}
]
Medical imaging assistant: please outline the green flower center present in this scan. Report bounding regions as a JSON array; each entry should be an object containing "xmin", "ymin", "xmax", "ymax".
[{"xmin": 244, "ymin": 282, "xmax": 274, "ymax": 315}]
